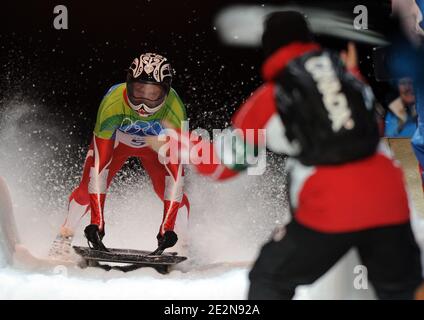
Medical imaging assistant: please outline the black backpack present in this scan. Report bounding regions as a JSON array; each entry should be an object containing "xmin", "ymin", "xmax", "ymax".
[{"xmin": 274, "ymin": 50, "xmax": 380, "ymax": 166}]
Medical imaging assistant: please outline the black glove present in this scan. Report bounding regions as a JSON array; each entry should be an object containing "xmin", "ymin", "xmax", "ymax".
[{"xmin": 157, "ymin": 231, "xmax": 178, "ymax": 250}]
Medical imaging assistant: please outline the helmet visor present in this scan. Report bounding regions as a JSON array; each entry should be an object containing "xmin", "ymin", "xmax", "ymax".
[{"xmin": 127, "ymin": 82, "xmax": 167, "ymax": 108}]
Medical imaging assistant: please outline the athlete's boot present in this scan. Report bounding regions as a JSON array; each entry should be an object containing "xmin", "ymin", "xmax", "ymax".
[
  {"xmin": 84, "ymin": 224, "xmax": 109, "ymax": 252},
  {"xmin": 157, "ymin": 231, "xmax": 178, "ymax": 250}
]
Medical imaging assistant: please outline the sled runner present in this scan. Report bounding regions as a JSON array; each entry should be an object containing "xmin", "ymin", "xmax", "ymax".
[{"xmin": 73, "ymin": 246, "xmax": 187, "ymax": 274}]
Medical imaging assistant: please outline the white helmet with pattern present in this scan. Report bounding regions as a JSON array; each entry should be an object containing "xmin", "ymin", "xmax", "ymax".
[{"xmin": 126, "ymin": 53, "xmax": 173, "ymax": 117}]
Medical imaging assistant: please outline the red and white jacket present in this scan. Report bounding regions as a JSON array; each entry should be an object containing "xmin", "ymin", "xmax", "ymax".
[{"xmin": 187, "ymin": 42, "xmax": 410, "ymax": 233}]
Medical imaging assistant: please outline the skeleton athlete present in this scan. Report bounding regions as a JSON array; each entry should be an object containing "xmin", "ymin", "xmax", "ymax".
[{"xmin": 50, "ymin": 53, "xmax": 189, "ymax": 257}]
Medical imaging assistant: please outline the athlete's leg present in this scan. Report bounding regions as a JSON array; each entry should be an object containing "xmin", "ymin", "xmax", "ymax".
[
  {"xmin": 137, "ymin": 147, "xmax": 187, "ymax": 236},
  {"xmin": 248, "ymin": 220, "xmax": 353, "ymax": 300},
  {"xmin": 61, "ymin": 141, "xmax": 94, "ymax": 236},
  {"xmin": 62, "ymin": 141, "xmax": 129, "ymax": 235},
  {"xmin": 49, "ymin": 141, "xmax": 131, "ymax": 258},
  {"xmin": 357, "ymin": 223, "xmax": 422, "ymax": 300}
]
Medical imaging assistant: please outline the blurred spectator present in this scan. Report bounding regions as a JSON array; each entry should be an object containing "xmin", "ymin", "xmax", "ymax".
[{"xmin": 385, "ymin": 78, "xmax": 417, "ymax": 137}]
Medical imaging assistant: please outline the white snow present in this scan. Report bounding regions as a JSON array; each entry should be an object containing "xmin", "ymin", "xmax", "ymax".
[
  {"xmin": 0, "ymin": 101, "xmax": 281, "ymax": 299},
  {"xmin": 0, "ymin": 266, "xmax": 250, "ymax": 300},
  {"xmin": 0, "ymin": 101, "xmax": 375, "ymax": 299}
]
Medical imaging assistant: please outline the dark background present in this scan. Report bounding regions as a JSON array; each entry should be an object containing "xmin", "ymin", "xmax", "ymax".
[{"xmin": 0, "ymin": 0, "xmax": 394, "ymax": 146}]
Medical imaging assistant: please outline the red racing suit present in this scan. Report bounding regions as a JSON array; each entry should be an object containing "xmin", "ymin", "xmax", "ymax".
[
  {"xmin": 184, "ymin": 42, "xmax": 410, "ymax": 233},
  {"xmin": 62, "ymin": 83, "xmax": 189, "ymax": 236}
]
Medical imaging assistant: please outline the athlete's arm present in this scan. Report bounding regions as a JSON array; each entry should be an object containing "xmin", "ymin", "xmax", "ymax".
[
  {"xmin": 87, "ymin": 89, "xmax": 121, "ymax": 228},
  {"xmin": 178, "ymin": 84, "xmax": 295, "ymax": 181}
]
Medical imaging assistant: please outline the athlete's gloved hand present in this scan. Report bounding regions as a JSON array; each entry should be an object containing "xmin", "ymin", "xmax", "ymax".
[{"xmin": 157, "ymin": 231, "xmax": 178, "ymax": 250}]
